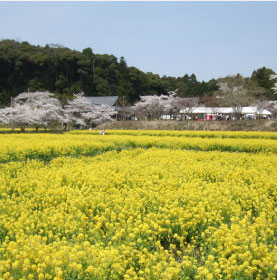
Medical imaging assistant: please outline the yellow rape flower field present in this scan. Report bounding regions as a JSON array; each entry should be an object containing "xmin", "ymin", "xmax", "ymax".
[{"xmin": 0, "ymin": 130, "xmax": 276, "ymax": 280}]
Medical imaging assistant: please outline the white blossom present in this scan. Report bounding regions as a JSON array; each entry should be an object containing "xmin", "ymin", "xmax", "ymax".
[
  {"xmin": 0, "ymin": 91, "xmax": 64, "ymax": 130},
  {"xmin": 82, "ymin": 104, "xmax": 117, "ymax": 126},
  {"xmin": 64, "ymin": 93, "xmax": 117, "ymax": 128},
  {"xmin": 132, "ymin": 93, "xmax": 175, "ymax": 119},
  {"xmin": 0, "ymin": 104, "xmax": 41, "ymax": 129},
  {"xmin": 270, "ymin": 74, "xmax": 277, "ymax": 95}
]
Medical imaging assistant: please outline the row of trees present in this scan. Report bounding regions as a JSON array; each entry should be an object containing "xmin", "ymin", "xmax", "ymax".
[
  {"xmin": 131, "ymin": 77, "xmax": 277, "ymax": 120},
  {"xmin": 0, "ymin": 92, "xmax": 116, "ymax": 131},
  {"xmin": 0, "ymin": 39, "xmax": 218, "ymax": 105},
  {"xmin": 1, "ymin": 40, "xmax": 276, "ymax": 108},
  {"xmin": 132, "ymin": 91, "xmax": 197, "ymax": 120},
  {"xmin": 1, "ymin": 76, "xmax": 276, "ymax": 131}
]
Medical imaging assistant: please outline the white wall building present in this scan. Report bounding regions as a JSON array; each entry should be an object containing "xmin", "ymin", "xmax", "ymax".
[{"xmin": 171, "ymin": 106, "xmax": 272, "ymax": 120}]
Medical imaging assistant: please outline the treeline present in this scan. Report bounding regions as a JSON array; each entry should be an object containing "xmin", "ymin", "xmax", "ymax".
[{"xmin": 0, "ymin": 39, "xmax": 276, "ymax": 106}]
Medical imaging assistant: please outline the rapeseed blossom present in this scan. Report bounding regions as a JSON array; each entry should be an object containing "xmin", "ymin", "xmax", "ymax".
[{"xmin": 0, "ymin": 131, "xmax": 276, "ymax": 279}]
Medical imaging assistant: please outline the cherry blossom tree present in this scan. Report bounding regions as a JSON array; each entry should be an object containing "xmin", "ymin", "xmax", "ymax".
[
  {"xmin": 13, "ymin": 91, "xmax": 64, "ymax": 130},
  {"xmin": 0, "ymin": 104, "xmax": 42, "ymax": 131},
  {"xmin": 0, "ymin": 91, "xmax": 117, "ymax": 131},
  {"xmin": 82, "ymin": 104, "xmax": 117, "ymax": 127},
  {"xmin": 201, "ymin": 94, "xmax": 221, "ymax": 116},
  {"xmin": 132, "ymin": 93, "xmax": 175, "ymax": 120},
  {"xmin": 170, "ymin": 96, "xmax": 198, "ymax": 120},
  {"xmin": 0, "ymin": 91, "xmax": 64, "ymax": 131},
  {"xmin": 64, "ymin": 93, "xmax": 92, "ymax": 129},
  {"xmin": 64, "ymin": 93, "xmax": 117, "ymax": 129},
  {"xmin": 132, "ymin": 91, "xmax": 201, "ymax": 120},
  {"xmin": 217, "ymin": 83, "xmax": 253, "ymax": 120}
]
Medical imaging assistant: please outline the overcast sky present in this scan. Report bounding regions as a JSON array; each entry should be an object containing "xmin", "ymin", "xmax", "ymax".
[{"xmin": 0, "ymin": 1, "xmax": 276, "ymax": 81}]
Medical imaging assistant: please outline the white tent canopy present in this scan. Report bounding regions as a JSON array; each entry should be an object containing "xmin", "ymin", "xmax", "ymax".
[{"xmin": 180, "ymin": 106, "xmax": 272, "ymax": 115}]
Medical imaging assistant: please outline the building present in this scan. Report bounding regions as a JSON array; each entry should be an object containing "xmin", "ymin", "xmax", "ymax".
[
  {"xmin": 86, "ymin": 96, "xmax": 120, "ymax": 107},
  {"xmin": 179, "ymin": 106, "xmax": 272, "ymax": 120},
  {"xmin": 86, "ymin": 96, "xmax": 132, "ymax": 120}
]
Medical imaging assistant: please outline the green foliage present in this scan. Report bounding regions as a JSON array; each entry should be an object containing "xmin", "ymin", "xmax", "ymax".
[
  {"xmin": 0, "ymin": 40, "xmax": 215, "ymax": 106},
  {"xmin": 0, "ymin": 40, "xmax": 275, "ymax": 107},
  {"xmin": 251, "ymin": 67, "xmax": 276, "ymax": 99}
]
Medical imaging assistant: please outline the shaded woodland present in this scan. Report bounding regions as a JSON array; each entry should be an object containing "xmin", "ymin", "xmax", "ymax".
[{"xmin": 0, "ymin": 39, "xmax": 275, "ymax": 106}]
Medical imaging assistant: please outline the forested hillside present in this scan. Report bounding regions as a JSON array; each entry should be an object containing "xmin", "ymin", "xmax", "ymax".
[{"xmin": 0, "ymin": 39, "xmax": 275, "ymax": 106}]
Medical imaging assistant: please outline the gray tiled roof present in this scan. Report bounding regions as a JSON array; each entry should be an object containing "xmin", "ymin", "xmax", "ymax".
[{"xmin": 86, "ymin": 96, "xmax": 118, "ymax": 106}]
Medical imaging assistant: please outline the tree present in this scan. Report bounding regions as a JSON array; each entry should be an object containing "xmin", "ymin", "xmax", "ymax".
[
  {"xmin": 127, "ymin": 67, "xmax": 150, "ymax": 103},
  {"xmin": 270, "ymin": 74, "xmax": 277, "ymax": 95},
  {"xmin": 201, "ymin": 94, "xmax": 219, "ymax": 107},
  {"xmin": 219, "ymin": 83, "xmax": 253, "ymax": 119},
  {"xmin": 251, "ymin": 67, "xmax": 276, "ymax": 99},
  {"xmin": 58, "ymin": 49, "xmax": 79, "ymax": 94},
  {"xmin": 0, "ymin": 91, "xmax": 64, "ymax": 131},
  {"xmin": 77, "ymin": 48, "xmax": 95, "ymax": 95},
  {"xmin": 132, "ymin": 95, "xmax": 160, "ymax": 120},
  {"xmin": 64, "ymin": 93, "xmax": 117, "ymax": 129},
  {"xmin": 146, "ymin": 72, "xmax": 164, "ymax": 96},
  {"xmin": 0, "ymin": 91, "xmax": 116, "ymax": 131},
  {"xmin": 0, "ymin": 104, "xmax": 41, "ymax": 131},
  {"xmin": 170, "ymin": 93, "xmax": 198, "ymax": 120},
  {"xmin": 217, "ymin": 83, "xmax": 254, "ymax": 120},
  {"xmin": 244, "ymin": 78, "xmax": 267, "ymax": 99},
  {"xmin": 0, "ymin": 39, "xmax": 274, "ymax": 106},
  {"xmin": 251, "ymin": 67, "xmax": 275, "ymax": 89},
  {"xmin": 254, "ymin": 98, "xmax": 271, "ymax": 119},
  {"xmin": 132, "ymin": 93, "xmax": 175, "ymax": 120},
  {"xmin": 13, "ymin": 91, "xmax": 64, "ymax": 130},
  {"xmin": 64, "ymin": 93, "xmax": 92, "ymax": 128},
  {"xmin": 82, "ymin": 104, "xmax": 117, "ymax": 127},
  {"xmin": 45, "ymin": 43, "xmax": 65, "ymax": 84},
  {"xmin": 265, "ymin": 101, "xmax": 277, "ymax": 119},
  {"xmin": 200, "ymin": 94, "xmax": 221, "ymax": 116}
]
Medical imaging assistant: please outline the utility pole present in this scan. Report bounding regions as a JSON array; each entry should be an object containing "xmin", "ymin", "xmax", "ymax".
[{"xmin": 123, "ymin": 96, "xmax": 125, "ymax": 121}]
